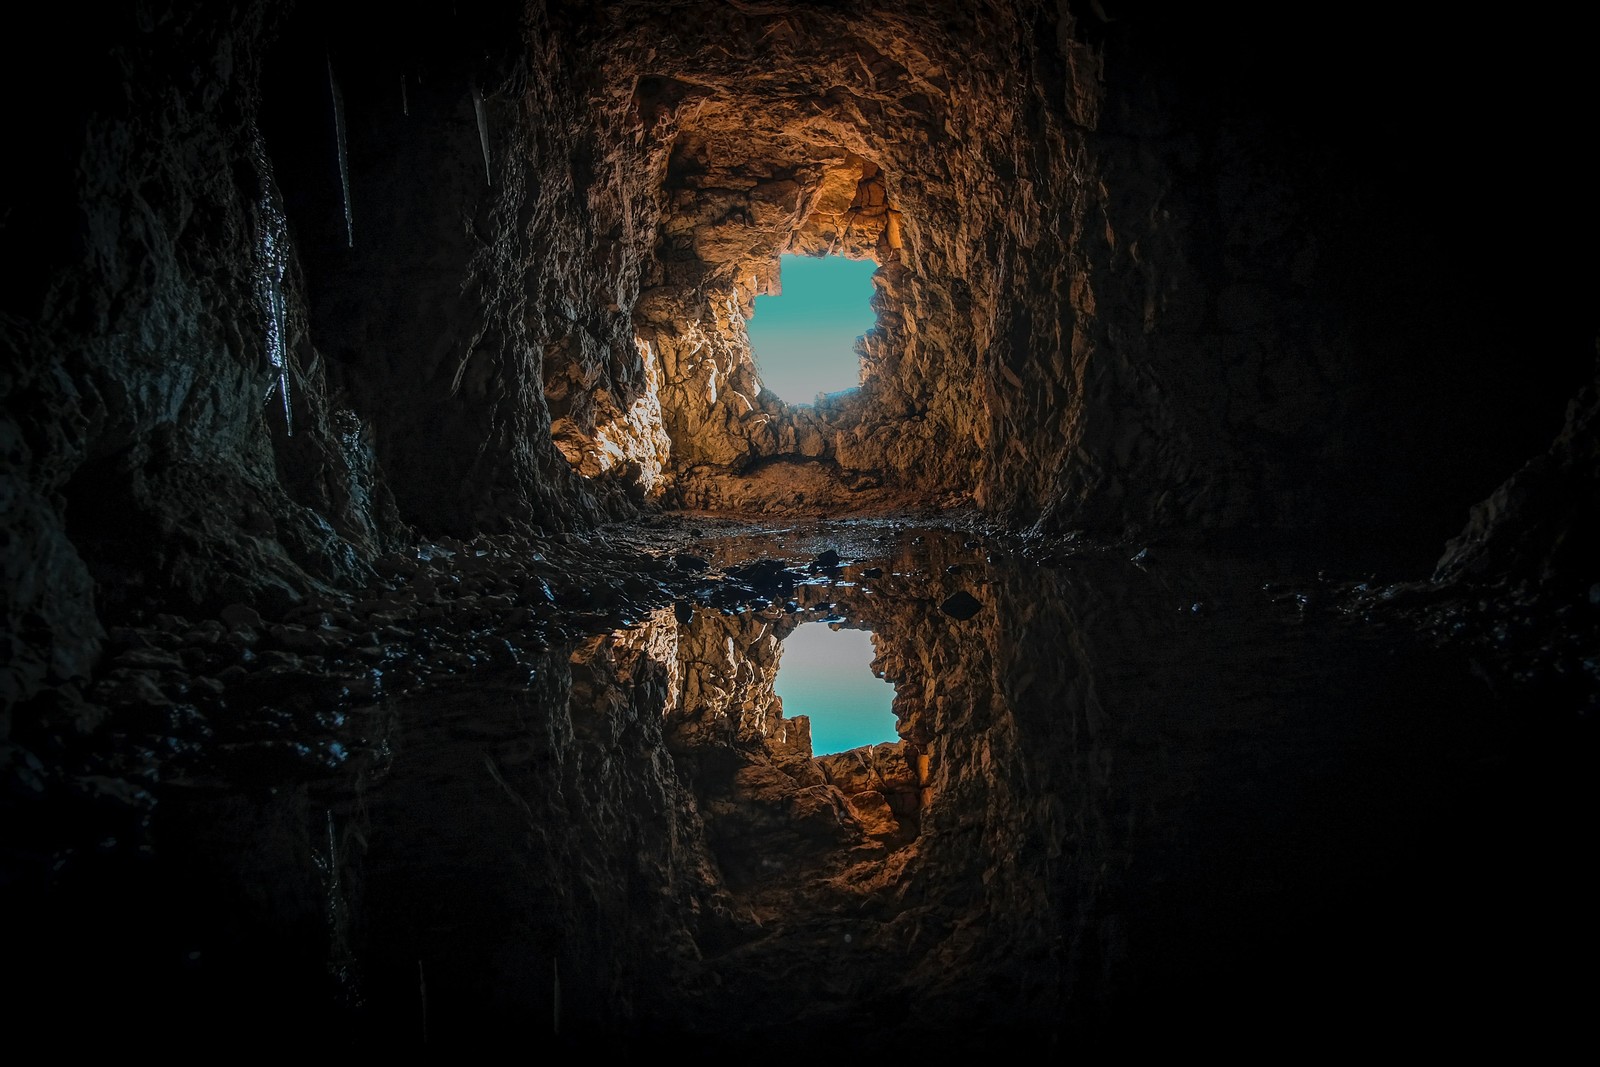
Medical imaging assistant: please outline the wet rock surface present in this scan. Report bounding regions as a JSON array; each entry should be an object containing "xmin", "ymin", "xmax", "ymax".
[{"xmin": 5, "ymin": 515, "xmax": 1593, "ymax": 1053}]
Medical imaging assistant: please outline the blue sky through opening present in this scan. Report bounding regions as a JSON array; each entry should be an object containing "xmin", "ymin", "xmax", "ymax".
[
  {"xmin": 774, "ymin": 622, "xmax": 897, "ymax": 755},
  {"xmin": 747, "ymin": 254, "xmax": 878, "ymax": 406}
]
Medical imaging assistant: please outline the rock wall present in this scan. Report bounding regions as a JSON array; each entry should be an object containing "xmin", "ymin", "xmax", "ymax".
[
  {"xmin": 550, "ymin": 0, "xmax": 1592, "ymax": 543},
  {"xmin": 4, "ymin": 1, "xmax": 1593, "ymax": 758},
  {"xmin": 3, "ymin": 2, "xmax": 396, "ymax": 715},
  {"xmin": 259, "ymin": 2, "xmax": 658, "ymax": 534},
  {"xmin": 1434, "ymin": 349, "xmax": 1599, "ymax": 596},
  {"xmin": 3, "ymin": 1, "xmax": 660, "ymax": 711}
]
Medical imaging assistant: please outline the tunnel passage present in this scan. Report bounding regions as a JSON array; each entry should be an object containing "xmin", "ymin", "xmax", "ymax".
[
  {"xmin": 548, "ymin": 134, "xmax": 933, "ymax": 514},
  {"xmin": 427, "ymin": 0, "xmax": 1592, "ymax": 549},
  {"xmin": 526, "ymin": 3, "xmax": 1040, "ymax": 519},
  {"xmin": 644, "ymin": 145, "xmax": 912, "ymax": 510}
]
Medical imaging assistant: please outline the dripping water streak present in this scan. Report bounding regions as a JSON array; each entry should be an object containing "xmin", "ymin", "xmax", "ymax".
[
  {"xmin": 472, "ymin": 82, "xmax": 492, "ymax": 186},
  {"xmin": 251, "ymin": 131, "xmax": 293, "ymax": 435},
  {"xmin": 400, "ymin": 73, "xmax": 408, "ymax": 117},
  {"xmin": 328, "ymin": 54, "xmax": 353, "ymax": 247},
  {"xmin": 273, "ymin": 268, "xmax": 291, "ymax": 433}
]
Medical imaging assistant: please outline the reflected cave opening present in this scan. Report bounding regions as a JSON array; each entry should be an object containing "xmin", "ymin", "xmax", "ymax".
[
  {"xmin": 774, "ymin": 619, "xmax": 897, "ymax": 756},
  {"xmin": 746, "ymin": 253, "xmax": 879, "ymax": 407}
]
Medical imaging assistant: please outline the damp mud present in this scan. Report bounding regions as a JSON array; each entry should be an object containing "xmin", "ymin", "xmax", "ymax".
[{"xmin": 4, "ymin": 515, "xmax": 1594, "ymax": 1054}]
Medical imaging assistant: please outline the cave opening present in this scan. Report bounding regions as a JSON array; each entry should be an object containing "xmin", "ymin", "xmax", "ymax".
[
  {"xmin": 773, "ymin": 618, "xmax": 897, "ymax": 755},
  {"xmin": 635, "ymin": 145, "xmax": 920, "ymax": 512},
  {"xmin": 746, "ymin": 254, "xmax": 879, "ymax": 407}
]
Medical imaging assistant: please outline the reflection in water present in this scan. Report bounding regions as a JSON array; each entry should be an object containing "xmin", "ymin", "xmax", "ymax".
[
  {"xmin": 17, "ymin": 524, "xmax": 1590, "ymax": 1053},
  {"xmin": 773, "ymin": 622, "xmax": 897, "ymax": 755}
]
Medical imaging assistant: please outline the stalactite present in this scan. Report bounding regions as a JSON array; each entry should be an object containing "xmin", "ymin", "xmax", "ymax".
[
  {"xmin": 327, "ymin": 54, "xmax": 353, "ymax": 247},
  {"xmin": 471, "ymin": 80, "xmax": 492, "ymax": 186},
  {"xmin": 250, "ymin": 131, "xmax": 293, "ymax": 436}
]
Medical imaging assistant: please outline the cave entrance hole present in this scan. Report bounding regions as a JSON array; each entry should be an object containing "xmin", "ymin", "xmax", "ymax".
[
  {"xmin": 747, "ymin": 254, "xmax": 878, "ymax": 407},
  {"xmin": 775, "ymin": 620, "xmax": 897, "ymax": 756}
]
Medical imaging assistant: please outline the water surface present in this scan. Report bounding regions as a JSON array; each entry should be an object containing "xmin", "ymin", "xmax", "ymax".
[{"xmin": 16, "ymin": 522, "xmax": 1590, "ymax": 1053}]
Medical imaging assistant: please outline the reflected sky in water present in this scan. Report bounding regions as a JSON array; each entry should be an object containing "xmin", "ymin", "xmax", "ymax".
[{"xmin": 773, "ymin": 621, "xmax": 896, "ymax": 754}]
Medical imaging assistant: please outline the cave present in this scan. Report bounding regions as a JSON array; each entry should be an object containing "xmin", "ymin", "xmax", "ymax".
[{"xmin": 2, "ymin": 0, "xmax": 1595, "ymax": 1055}]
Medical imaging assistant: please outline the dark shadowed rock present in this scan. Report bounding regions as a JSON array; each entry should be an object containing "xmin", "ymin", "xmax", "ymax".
[
  {"xmin": 940, "ymin": 591, "xmax": 982, "ymax": 620},
  {"xmin": 810, "ymin": 549, "xmax": 842, "ymax": 571},
  {"xmin": 726, "ymin": 559, "xmax": 799, "ymax": 593}
]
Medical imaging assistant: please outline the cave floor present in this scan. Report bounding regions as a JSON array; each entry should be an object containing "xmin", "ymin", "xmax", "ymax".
[{"xmin": 5, "ymin": 510, "xmax": 1595, "ymax": 1053}]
